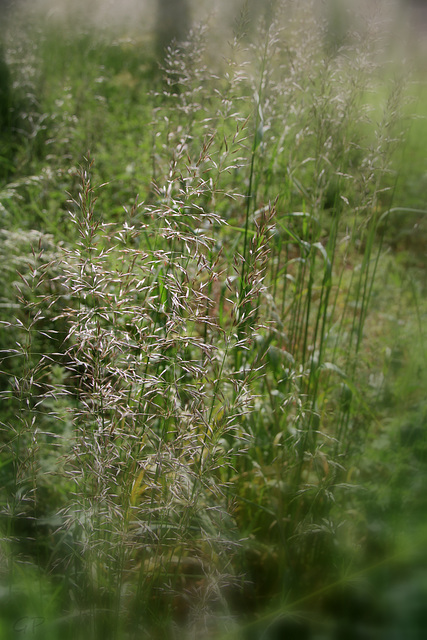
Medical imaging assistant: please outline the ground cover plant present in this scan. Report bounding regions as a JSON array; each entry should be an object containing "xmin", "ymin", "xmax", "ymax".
[{"xmin": 1, "ymin": 1, "xmax": 426, "ymax": 638}]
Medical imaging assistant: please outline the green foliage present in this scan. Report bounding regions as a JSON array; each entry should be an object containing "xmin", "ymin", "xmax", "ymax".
[{"xmin": 0, "ymin": 1, "xmax": 426, "ymax": 638}]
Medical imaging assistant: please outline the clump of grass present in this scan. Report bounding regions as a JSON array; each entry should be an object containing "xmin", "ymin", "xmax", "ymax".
[
  {"xmin": 58, "ymin": 156, "xmax": 259, "ymax": 634},
  {"xmin": 1, "ymin": 131, "xmax": 271, "ymax": 637}
]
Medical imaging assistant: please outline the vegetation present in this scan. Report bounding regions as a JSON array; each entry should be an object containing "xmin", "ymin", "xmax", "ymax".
[{"xmin": 0, "ymin": 2, "xmax": 426, "ymax": 639}]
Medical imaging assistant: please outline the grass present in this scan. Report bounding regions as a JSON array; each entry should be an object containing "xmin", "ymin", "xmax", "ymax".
[{"xmin": 1, "ymin": 1, "xmax": 427, "ymax": 638}]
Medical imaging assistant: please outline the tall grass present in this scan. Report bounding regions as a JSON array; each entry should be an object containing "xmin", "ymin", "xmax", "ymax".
[{"xmin": 1, "ymin": 2, "xmax": 423, "ymax": 638}]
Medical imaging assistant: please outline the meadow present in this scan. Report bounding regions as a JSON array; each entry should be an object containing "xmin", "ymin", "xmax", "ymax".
[{"xmin": 0, "ymin": 2, "xmax": 426, "ymax": 639}]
